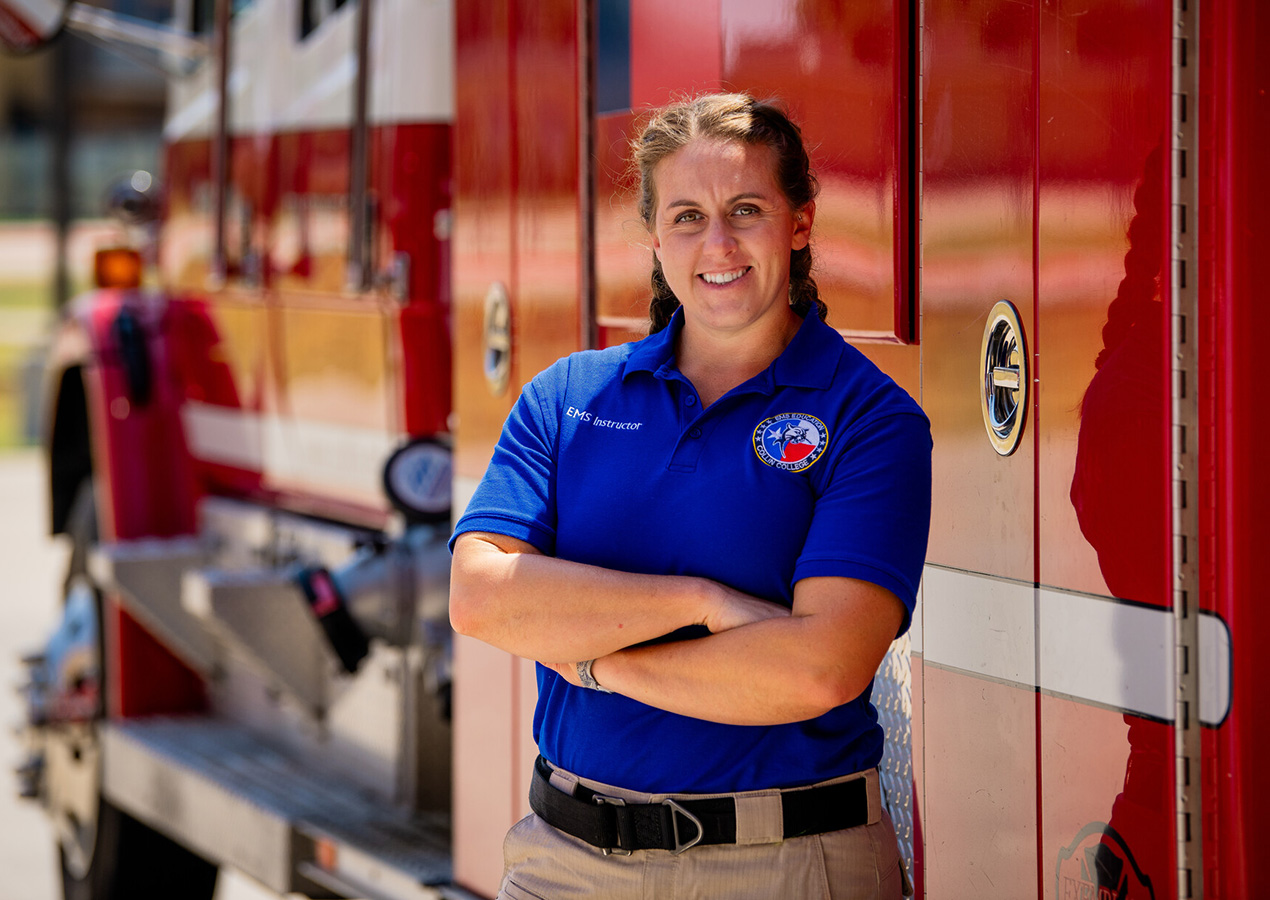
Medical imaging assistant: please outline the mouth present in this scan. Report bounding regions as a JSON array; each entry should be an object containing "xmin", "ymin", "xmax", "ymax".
[{"xmin": 699, "ymin": 267, "xmax": 750, "ymax": 286}]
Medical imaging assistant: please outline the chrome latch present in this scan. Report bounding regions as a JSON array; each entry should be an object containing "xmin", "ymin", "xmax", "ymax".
[{"xmin": 980, "ymin": 300, "xmax": 1028, "ymax": 456}]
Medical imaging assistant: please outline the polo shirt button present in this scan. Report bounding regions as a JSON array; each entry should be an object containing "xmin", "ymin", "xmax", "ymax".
[
  {"xmin": 688, "ymin": 426, "xmax": 702, "ymax": 439},
  {"xmin": 684, "ymin": 395, "xmax": 697, "ymax": 407}
]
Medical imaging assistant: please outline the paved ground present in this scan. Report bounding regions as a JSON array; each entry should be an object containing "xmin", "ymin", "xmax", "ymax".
[{"xmin": 0, "ymin": 450, "xmax": 284, "ymax": 900}]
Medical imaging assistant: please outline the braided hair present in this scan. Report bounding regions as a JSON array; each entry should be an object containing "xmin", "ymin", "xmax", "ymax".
[{"xmin": 631, "ymin": 94, "xmax": 826, "ymax": 333}]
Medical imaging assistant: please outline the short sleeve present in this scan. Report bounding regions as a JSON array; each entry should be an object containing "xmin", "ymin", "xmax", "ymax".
[
  {"xmin": 449, "ymin": 375, "xmax": 560, "ymax": 555},
  {"xmin": 793, "ymin": 411, "xmax": 932, "ymax": 635}
]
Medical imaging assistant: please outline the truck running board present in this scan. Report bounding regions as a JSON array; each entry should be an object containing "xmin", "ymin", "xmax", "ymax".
[{"xmin": 101, "ymin": 716, "xmax": 471, "ymax": 900}]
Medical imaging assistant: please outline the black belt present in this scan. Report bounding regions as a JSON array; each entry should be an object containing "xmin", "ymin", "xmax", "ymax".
[{"xmin": 529, "ymin": 756, "xmax": 871, "ymax": 856}]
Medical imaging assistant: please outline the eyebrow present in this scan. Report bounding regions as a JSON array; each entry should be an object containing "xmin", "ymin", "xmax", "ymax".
[{"xmin": 664, "ymin": 191, "xmax": 768, "ymax": 210}]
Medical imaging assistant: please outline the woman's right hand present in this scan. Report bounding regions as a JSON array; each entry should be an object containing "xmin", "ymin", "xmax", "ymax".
[{"xmin": 699, "ymin": 582, "xmax": 791, "ymax": 634}]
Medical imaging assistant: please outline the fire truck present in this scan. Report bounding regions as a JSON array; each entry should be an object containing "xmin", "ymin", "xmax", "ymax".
[{"xmin": 8, "ymin": 0, "xmax": 1266, "ymax": 897}]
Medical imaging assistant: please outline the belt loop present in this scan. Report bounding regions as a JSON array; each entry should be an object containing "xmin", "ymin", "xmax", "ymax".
[
  {"xmin": 733, "ymin": 791, "xmax": 784, "ymax": 845},
  {"xmin": 863, "ymin": 769, "xmax": 882, "ymax": 826}
]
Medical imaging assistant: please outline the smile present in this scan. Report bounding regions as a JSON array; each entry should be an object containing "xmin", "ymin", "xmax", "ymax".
[{"xmin": 699, "ymin": 267, "xmax": 750, "ymax": 285}]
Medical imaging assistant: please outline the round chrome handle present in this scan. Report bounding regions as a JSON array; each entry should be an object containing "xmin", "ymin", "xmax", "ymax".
[
  {"xmin": 483, "ymin": 282, "xmax": 512, "ymax": 397},
  {"xmin": 980, "ymin": 300, "xmax": 1028, "ymax": 456}
]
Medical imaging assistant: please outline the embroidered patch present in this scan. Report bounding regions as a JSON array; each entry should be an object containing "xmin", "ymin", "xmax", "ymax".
[{"xmin": 753, "ymin": 414, "xmax": 828, "ymax": 472}]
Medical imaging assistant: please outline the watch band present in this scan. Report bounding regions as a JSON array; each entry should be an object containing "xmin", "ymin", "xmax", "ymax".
[{"xmin": 576, "ymin": 658, "xmax": 614, "ymax": 693}]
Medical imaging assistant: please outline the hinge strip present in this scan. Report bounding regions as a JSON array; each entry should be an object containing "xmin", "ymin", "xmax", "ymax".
[{"xmin": 1171, "ymin": 0, "xmax": 1202, "ymax": 896}]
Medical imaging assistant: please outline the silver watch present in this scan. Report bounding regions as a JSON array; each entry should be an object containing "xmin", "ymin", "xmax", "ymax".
[{"xmin": 576, "ymin": 659, "xmax": 613, "ymax": 693}]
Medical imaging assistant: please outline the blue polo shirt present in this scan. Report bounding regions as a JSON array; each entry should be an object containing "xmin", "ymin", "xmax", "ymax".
[{"xmin": 452, "ymin": 309, "xmax": 931, "ymax": 793}]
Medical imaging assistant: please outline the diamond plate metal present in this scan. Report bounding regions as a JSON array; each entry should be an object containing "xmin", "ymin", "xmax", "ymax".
[{"xmin": 875, "ymin": 633, "xmax": 914, "ymax": 878}]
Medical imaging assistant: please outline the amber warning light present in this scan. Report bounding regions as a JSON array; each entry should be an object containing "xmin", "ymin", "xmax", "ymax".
[{"xmin": 94, "ymin": 248, "xmax": 142, "ymax": 289}]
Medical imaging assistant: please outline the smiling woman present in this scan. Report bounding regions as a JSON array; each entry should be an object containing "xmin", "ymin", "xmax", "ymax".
[
  {"xmin": 647, "ymin": 139, "xmax": 811, "ymax": 404},
  {"xmin": 449, "ymin": 92, "xmax": 931, "ymax": 900}
]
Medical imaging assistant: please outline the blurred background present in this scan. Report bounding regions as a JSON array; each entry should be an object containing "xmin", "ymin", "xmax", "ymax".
[
  {"xmin": 0, "ymin": 0, "xmax": 164, "ymax": 449},
  {"xmin": 0, "ymin": 3, "xmax": 277, "ymax": 897}
]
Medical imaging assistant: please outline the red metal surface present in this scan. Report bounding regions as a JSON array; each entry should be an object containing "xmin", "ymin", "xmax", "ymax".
[
  {"xmin": 629, "ymin": 0, "xmax": 722, "ymax": 108},
  {"xmin": 72, "ymin": 292, "xmax": 207, "ymax": 718},
  {"xmin": 1203, "ymin": 0, "xmax": 1270, "ymax": 894},
  {"xmin": 922, "ymin": 667, "xmax": 1039, "ymax": 895},
  {"xmin": 919, "ymin": 0, "xmax": 1036, "ymax": 895},
  {"xmin": 920, "ymin": 0, "xmax": 1035, "ymax": 583},
  {"xmin": 596, "ymin": 0, "xmax": 915, "ymax": 343},
  {"xmin": 1036, "ymin": 0, "xmax": 1175, "ymax": 896},
  {"xmin": 451, "ymin": 1, "xmax": 526, "ymax": 894},
  {"xmin": 158, "ymin": 121, "xmax": 453, "ymax": 521},
  {"xmin": 451, "ymin": 3, "xmax": 584, "ymax": 894},
  {"xmin": 721, "ymin": 0, "xmax": 913, "ymax": 341}
]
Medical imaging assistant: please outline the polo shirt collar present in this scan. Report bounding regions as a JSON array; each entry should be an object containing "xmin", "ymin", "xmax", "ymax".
[{"xmin": 622, "ymin": 305, "xmax": 843, "ymax": 390}]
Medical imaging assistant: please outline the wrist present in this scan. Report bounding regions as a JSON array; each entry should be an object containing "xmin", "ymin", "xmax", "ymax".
[
  {"xmin": 690, "ymin": 577, "xmax": 722, "ymax": 629},
  {"xmin": 576, "ymin": 657, "xmax": 614, "ymax": 693}
]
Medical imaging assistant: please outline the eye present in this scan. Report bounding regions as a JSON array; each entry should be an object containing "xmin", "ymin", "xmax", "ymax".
[
  {"xmin": 673, "ymin": 210, "xmax": 702, "ymax": 224},
  {"xmin": 732, "ymin": 205, "xmax": 759, "ymax": 217}
]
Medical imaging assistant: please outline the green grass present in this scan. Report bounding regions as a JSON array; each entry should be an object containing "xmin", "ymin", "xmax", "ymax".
[
  {"xmin": 0, "ymin": 282, "xmax": 49, "ymax": 447},
  {"xmin": 0, "ymin": 343, "xmax": 32, "ymax": 448},
  {"xmin": 0, "ymin": 281, "xmax": 48, "ymax": 310}
]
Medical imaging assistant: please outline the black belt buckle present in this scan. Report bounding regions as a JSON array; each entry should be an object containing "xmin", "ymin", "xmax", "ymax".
[
  {"xmin": 592, "ymin": 793, "xmax": 704, "ymax": 855},
  {"xmin": 592, "ymin": 794, "xmax": 632, "ymax": 856}
]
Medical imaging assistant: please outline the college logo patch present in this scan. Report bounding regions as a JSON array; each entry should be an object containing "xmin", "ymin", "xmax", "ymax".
[{"xmin": 753, "ymin": 414, "xmax": 828, "ymax": 472}]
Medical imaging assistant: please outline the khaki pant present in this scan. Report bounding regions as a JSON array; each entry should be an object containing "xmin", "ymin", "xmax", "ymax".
[{"xmin": 498, "ymin": 764, "xmax": 910, "ymax": 899}]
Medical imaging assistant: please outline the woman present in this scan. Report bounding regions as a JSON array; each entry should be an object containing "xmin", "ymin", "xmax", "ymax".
[{"xmin": 450, "ymin": 93, "xmax": 930, "ymax": 899}]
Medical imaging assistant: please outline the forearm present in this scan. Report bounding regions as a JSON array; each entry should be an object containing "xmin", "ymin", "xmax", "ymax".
[
  {"xmin": 449, "ymin": 532, "xmax": 715, "ymax": 663},
  {"xmin": 589, "ymin": 618, "xmax": 859, "ymax": 726},
  {"xmin": 583, "ymin": 576, "xmax": 905, "ymax": 726}
]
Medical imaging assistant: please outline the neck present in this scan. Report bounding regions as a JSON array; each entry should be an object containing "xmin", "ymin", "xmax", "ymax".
[{"xmin": 676, "ymin": 308, "xmax": 802, "ymax": 407}]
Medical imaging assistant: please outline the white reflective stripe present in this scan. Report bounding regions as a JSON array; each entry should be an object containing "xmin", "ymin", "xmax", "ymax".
[
  {"xmin": 1199, "ymin": 613, "xmax": 1232, "ymax": 727},
  {"xmin": 181, "ymin": 400, "xmax": 262, "ymax": 470},
  {"xmin": 181, "ymin": 401, "xmax": 401, "ymax": 504},
  {"xmin": 908, "ymin": 578, "xmax": 923, "ymax": 654},
  {"xmin": 921, "ymin": 566, "xmax": 1035, "ymax": 686},
  {"xmin": 920, "ymin": 565, "xmax": 1233, "ymax": 726},
  {"xmin": 1037, "ymin": 588, "xmax": 1174, "ymax": 721}
]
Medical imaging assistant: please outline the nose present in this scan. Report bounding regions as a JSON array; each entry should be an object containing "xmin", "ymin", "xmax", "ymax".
[{"xmin": 703, "ymin": 218, "xmax": 738, "ymax": 255}]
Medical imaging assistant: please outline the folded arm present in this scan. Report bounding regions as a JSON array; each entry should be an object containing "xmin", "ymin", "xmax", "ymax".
[
  {"xmin": 546, "ymin": 575, "xmax": 905, "ymax": 726},
  {"xmin": 449, "ymin": 530, "xmax": 790, "ymax": 664}
]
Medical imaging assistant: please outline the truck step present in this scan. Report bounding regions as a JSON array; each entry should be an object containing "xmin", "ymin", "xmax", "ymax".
[{"xmin": 102, "ymin": 716, "xmax": 458, "ymax": 900}]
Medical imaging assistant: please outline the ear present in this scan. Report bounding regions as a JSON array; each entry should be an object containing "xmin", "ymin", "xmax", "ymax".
[
  {"xmin": 792, "ymin": 200, "xmax": 815, "ymax": 251},
  {"xmin": 651, "ymin": 229, "xmax": 663, "ymax": 261}
]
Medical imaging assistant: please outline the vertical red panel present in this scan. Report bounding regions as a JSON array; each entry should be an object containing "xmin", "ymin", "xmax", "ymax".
[
  {"xmin": 919, "ymin": 0, "xmax": 1038, "ymax": 895},
  {"xmin": 452, "ymin": 2, "xmax": 517, "ymax": 896},
  {"xmin": 921, "ymin": 0, "xmax": 1036, "ymax": 582},
  {"xmin": 374, "ymin": 122, "xmax": 454, "ymax": 437},
  {"xmin": 85, "ymin": 294, "xmax": 207, "ymax": 719},
  {"xmin": 1036, "ymin": 2, "xmax": 1175, "ymax": 897},
  {"xmin": 1204, "ymin": 0, "xmax": 1270, "ymax": 895},
  {"xmin": 510, "ymin": 0, "xmax": 583, "ymax": 823},
  {"xmin": 452, "ymin": 2, "xmax": 582, "ymax": 895}
]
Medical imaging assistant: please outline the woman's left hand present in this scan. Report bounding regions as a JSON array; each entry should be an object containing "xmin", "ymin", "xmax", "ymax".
[{"xmin": 541, "ymin": 659, "xmax": 584, "ymax": 687}]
